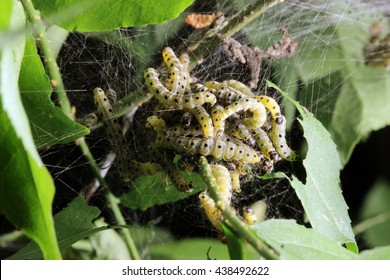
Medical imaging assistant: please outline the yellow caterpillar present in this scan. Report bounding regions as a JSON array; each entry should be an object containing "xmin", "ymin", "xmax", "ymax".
[
  {"xmin": 270, "ymin": 116, "xmax": 295, "ymax": 160},
  {"xmin": 155, "ymin": 134, "xmax": 261, "ymax": 164},
  {"xmin": 212, "ymin": 98, "xmax": 266, "ymax": 136},
  {"xmin": 146, "ymin": 115, "xmax": 166, "ymax": 134},
  {"xmin": 93, "ymin": 87, "xmax": 131, "ymax": 183},
  {"xmin": 144, "ymin": 68, "xmax": 216, "ymax": 109},
  {"xmin": 252, "ymin": 127, "xmax": 280, "ymax": 162},
  {"xmin": 162, "ymin": 47, "xmax": 187, "ymax": 94},
  {"xmin": 255, "ymin": 95, "xmax": 281, "ymax": 119},
  {"xmin": 227, "ymin": 118, "xmax": 256, "ymax": 147},
  {"xmin": 187, "ymin": 106, "xmax": 214, "ymax": 139},
  {"xmin": 211, "ymin": 164, "xmax": 233, "ymax": 206},
  {"xmin": 226, "ymin": 80, "xmax": 254, "ymax": 97},
  {"xmin": 199, "ymin": 191, "xmax": 222, "ymax": 230},
  {"xmin": 242, "ymin": 206, "xmax": 256, "ymax": 225}
]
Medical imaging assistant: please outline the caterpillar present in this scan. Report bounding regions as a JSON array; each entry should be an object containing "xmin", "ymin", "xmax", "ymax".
[
  {"xmin": 144, "ymin": 68, "xmax": 216, "ymax": 109},
  {"xmin": 242, "ymin": 207, "xmax": 256, "ymax": 225},
  {"xmin": 84, "ymin": 113, "xmax": 98, "ymax": 129},
  {"xmin": 181, "ymin": 111, "xmax": 193, "ymax": 127},
  {"xmin": 166, "ymin": 66, "xmax": 182, "ymax": 94},
  {"xmin": 212, "ymin": 98, "xmax": 266, "ymax": 135},
  {"xmin": 252, "ymin": 127, "xmax": 280, "ymax": 162},
  {"xmin": 166, "ymin": 161, "xmax": 194, "ymax": 192},
  {"xmin": 165, "ymin": 124, "xmax": 203, "ymax": 137},
  {"xmin": 214, "ymin": 88, "xmax": 247, "ymax": 105},
  {"xmin": 146, "ymin": 115, "xmax": 166, "ymax": 134},
  {"xmin": 199, "ymin": 191, "xmax": 222, "ymax": 230},
  {"xmin": 188, "ymin": 106, "xmax": 214, "ymax": 139},
  {"xmin": 227, "ymin": 118, "xmax": 256, "ymax": 147},
  {"xmin": 211, "ymin": 164, "xmax": 233, "ymax": 206},
  {"xmin": 93, "ymin": 87, "xmax": 131, "ymax": 183},
  {"xmin": 269, "ymin": 115, "xmax": 295, "ymax": 161},
  {"xmin": 194, "ymin": 83, "xmax": 216, "ymax": 94},
  {"xmin": 155, "ymin": 134, "xmax": 261, "ymax": 164},
  {"xmin": 229, "ymin": 169, "xmax": 241, "ymax": 193},
  {"xmin": 226, "ymin": 80, "xmax": 254, "ymax": 97},
  {"xmin": 255, "ymin": 95, "xmax": 281, "ymax": 119},
  {"xmin": 162, "ymin": 47, "xmax": 187, "ymax": 94},
  {"xmin": 149, "ymin": 147, "xmax": 194, "ymax": 192}
]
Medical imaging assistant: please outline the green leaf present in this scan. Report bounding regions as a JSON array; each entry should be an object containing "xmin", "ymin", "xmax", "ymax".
[
  {"xmin": 0, "ymin": 0, "xmax": 61, "ymax": 260},
  {"xmin": 32, "ymin": 0, "xmax": 193, "ymax": 32},
  {"xmin": 357, "ymin": 179, "xmax": 390, "ymax": 247},
  {"xmin": 149, "ymin": 238, "xmax": 230, "ymax": 260},
  {"xmin": 268, "ymin": 81, "xmax": 355, "ymax": 246},
  {"xmin": 0, "ymin": 0, "xmax": 13, "ymax": 29},
  {"xmin": 19, "ymin": 37, "xmax": 89, "ymax": 148},
  {"xmin": 254, "ymin": 219, "xmax": 356, "ymax": 260},
  {"xmin": 356, "ymin": 246, "xmax": 390, "ymax": 260},
  {"xmin": 222, "ymin": 223, "xmax": 245, "ymax": 260},
  {"xmin": 8, "ymin": 197, "xmax": 103, "ymax": 259},
  {"xmin": 120, "ymin": 171, "xmax": 207, "ymax": 211}
]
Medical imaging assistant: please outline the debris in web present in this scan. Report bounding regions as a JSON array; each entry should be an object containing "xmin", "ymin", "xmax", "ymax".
[{"xmin": 218, "ymin": 28, "xmax": 297, "ymax": 89}]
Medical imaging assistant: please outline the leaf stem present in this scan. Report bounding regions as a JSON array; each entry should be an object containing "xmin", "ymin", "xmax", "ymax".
[
  {"xmin": 20, "ymin": 0, "xmax": 72, "ymax": 118},
  {"xmin": 198, "ymin": 156, "xmax": 278, "ymax": 260},
  {"xmin": 77, "ymin": 138, "xmax": 141, "ymax": 260},
  {"xmin": 353, "ymin": 212, "xmax": 390, "ymax": 235}
]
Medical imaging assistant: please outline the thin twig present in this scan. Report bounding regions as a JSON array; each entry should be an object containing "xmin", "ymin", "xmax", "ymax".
[
  {"xmin": 198, "ymin": 156, "xmax": 278, "ymax": 260},
  {"xmin": 78, "ymin": 138, "xmax": 141, "ymax": 260}
]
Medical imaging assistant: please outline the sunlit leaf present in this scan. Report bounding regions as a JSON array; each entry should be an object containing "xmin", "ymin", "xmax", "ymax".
[
  {"xmin": 32, "ymin": 0, "xmax": 193, "ymax": 32},
  {"xmin": 269, "ymin": 81, "xmax": 356, "ymax": 246}
]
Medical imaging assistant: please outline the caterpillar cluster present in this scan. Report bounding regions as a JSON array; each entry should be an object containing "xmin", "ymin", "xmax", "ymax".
[
  {"xmin": 88, "ymin": 47, "xmax": 294, "ymax": 233},
  {"xmin": 143, "ymin": 47, "xmax": 295, "ymax": 232}
]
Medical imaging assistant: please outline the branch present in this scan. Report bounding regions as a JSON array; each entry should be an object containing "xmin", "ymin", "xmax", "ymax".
[{"xmin": 198, "ymin": 156, "xmax": 278, "ymax": 260}]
